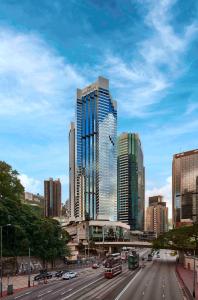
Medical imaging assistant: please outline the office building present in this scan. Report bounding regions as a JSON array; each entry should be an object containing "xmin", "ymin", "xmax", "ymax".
[
  {"xmin": 69, "ymin": 122, "xmax": 75, "ymax": 220},
  {"xmin": 146, "ymin": 195, "xmax": 168, "ymax": 236},
  {"xmin": 117, "ymin": 133, "xmax": 145, "ymax": 230},
  {"xmin": 44, "ymin": 178, "xmax": 61, "ymax": 217},
  {"xmin": 75, "ymin": 76, "xmax": 117, "ymax": 221},
  {"xmin": 172, "ymin": 149, "xmax": 198, "ymax": 227}
]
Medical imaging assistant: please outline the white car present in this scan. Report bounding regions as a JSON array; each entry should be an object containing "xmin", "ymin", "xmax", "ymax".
[{"xmin": 62, "ymin": 272, "xmax": 77, "ymax": 280}]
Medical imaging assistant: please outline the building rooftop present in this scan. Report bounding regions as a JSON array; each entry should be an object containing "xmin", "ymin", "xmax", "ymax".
[{"xmin": 173, "ymin": 149, "xmax": 198, "ymax": 159}]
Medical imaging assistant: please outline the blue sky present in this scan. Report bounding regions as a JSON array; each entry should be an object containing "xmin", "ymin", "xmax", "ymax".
[{"xmin": 0, "ymin": 0, "xmax": 198, "ymax": 217}]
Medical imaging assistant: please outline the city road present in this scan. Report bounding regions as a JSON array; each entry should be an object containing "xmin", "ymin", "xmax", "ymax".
[{"xmin": 5, "ymin": 249, "xmax": 183, "ymax": 300}]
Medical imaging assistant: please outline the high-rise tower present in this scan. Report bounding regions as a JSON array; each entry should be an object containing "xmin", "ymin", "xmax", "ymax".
[
  {"xmin": 44, "ymin": 178, "xmax": 61, "ymax": 217},
  {"xmin": 146, "ymin": 195, "xmax": 168, "ymax": 236},
  {"xmin": 172, "ymin": 149, "xmax": 198, "ymax": 227},
  {"xmin": 69, "ymin": 122, "xmax": 75, "ymax": 220},
  {"xmin": 117, "ymin": 133, "xmax": 145, "ymax": 230},
  {"xmin": 75, "ymin": 76, "xmax": 117, "ymax": 221}
]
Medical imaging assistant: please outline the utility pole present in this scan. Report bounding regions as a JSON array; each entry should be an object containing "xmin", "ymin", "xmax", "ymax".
[{"xmin": 28, "ymin": 247, "xmax": 31, "ymax": 288}]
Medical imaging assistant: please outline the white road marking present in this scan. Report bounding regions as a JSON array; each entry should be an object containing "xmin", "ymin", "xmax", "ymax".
[
  {"xmin": 61, "ymin": 288, "xmax": 72, "ymax": 295},
  {"xmin": 14, "ymin": 292, "xmax": 31, "ymax": 299},
  {"xmin": 15, "ymin": 295, "xmax": 25, "ymax": 299},
  {"xmin": 61, "ymin": 277, "xmax": 103, "ymax": 299},
  {"xmin": 50, "ymin": 287, "xmax": 67, "ymax": 295},
  {"xmin": 114, "ymin": 269, "xmax": 142, "ymax": 300},
  {"xmin": 37, "ymin": 290, "xmax": 52, "ymax": 297}
]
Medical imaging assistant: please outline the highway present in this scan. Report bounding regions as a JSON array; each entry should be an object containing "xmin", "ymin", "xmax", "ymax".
[{"xmin": 5, "ymin": 249, "xmax": 183, "ymax": 300}]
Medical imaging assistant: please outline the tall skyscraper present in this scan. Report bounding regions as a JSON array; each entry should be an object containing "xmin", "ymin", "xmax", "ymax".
[
  {"xmin": 69, "ymin": 122, "xmax": 75, "ymax": 220},
  {"xmin": 117, "ymin": 133, "xmax": 145, "ymax": 230},
  {"xmin": 146, "ymin": 195, "xmax": 168, "ymax": 236},
  {"xmin": 75, "ymin": 76, "xmax": 117, "ymax": 221},
  {"xmin": 44, "ymin": 178, "xmax": 61, "ymax": 217},
  {"xmin": 172, "ymin": 149, "xmax": 198, "ymax": 227}
]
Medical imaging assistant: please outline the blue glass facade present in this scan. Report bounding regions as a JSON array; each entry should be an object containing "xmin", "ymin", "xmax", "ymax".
[{"xmin": 76, "ymin": 77, "xmax": 117, "ymax": 221}]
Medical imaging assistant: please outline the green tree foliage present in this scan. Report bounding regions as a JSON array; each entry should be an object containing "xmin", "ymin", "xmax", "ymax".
[
  {"xmin": 0, "ymin": 161, "xmax": 70, "ymax": 261},
  {"xmin": 153, "ymin": 224, "xmax": 198, "ymax": 254}
]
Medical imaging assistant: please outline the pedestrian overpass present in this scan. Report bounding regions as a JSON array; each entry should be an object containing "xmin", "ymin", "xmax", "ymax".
[{"xmin": 94, "ymin": 241, "xmax": 152, "ymax": 253}]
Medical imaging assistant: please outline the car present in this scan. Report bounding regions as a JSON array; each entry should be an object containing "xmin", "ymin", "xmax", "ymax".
[
  {"xmin": 157, "ymin": 254, "xmax": 160, "ymax": 258},
  {"xmin": 62, "ymin": 272, "xmax": 77, "ymax": 280},
  {"xmin": 92, "ymin": 263, "xmax": 100, "ymax": 269},
  {"xmin": 55, "ymin": 270, "xmax": 67, "ymax": 277},
  {"xmin": 34, "ymin": 272, "xmax": 53, "ymax": 281}
]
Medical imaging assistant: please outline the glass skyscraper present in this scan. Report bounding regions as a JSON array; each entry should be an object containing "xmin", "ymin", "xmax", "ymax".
[
  {"xmin": 117, "ymin": 133, "xmax": 145, "ymax": 230},
  {"xmin": 172, "ymin": 149, "xmax": 198, "ymax": 227},
  {"xmin": 75, "ymin": 76, "xmax": 117, "ymax": 221}
]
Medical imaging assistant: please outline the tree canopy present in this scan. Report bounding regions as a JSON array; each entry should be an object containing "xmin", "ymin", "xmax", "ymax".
[
  {"xmin": 0, "ymin": 161, "xmax": 70, "ymax": 261},
  {"xmin": 153, "ymin": 224, "xmax": 198, "ymax": 254}
]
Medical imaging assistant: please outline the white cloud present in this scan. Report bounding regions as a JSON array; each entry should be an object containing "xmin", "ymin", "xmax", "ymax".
[
  {"xmin": 0, "ymin": 28, "xmax": 86, "ymax": 117},
  {"xmin": 146, "ymin": 176, "xmax": 172, "ymax": 218},
  {"xmin": 18, "ymin": 174, "xmax": 42, "ymax": 194},
  {"xmin": 102, "ymin": 0, "xmax": 198, "ymax": 117},
  {"xmin": 185, "ymin": 102, "xmax": 198, "ymax": 115}
]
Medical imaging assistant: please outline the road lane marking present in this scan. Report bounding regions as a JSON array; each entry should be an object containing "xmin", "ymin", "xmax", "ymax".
[
  {"xmin": 79, "ymin": 270, "xmax": 131, "ymax": 299},
  {"xmin": 37, "ymin": 290, "xmax": 52, "ymax": 297},
  {"xmin": 15, "ymin": 295, "xmax": 26, "ymax": 299},
  {"xmin": 61, "ymin": 277, "xmax": 103, "ymax": 299},
  {"xmin": 114, "ymin": 269, "xmax": 142, "ymax": 300},
  {"xmin": 61, "ymin": 289, "xmax": 72, "ymax": 295},
  {"xmin": 14, "ymin": 292, "xmax": 31, "ymax": 299},
  {"xmin": 51, "ymin": 287, "xmax": 67, "ymax": 295}
]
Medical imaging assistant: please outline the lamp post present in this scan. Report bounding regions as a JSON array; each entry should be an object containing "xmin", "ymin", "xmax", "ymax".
[
  {"xmin": 0, "ymin": 224, "xmax": 11, "ymax": 297},
  {"xmin": 28, "ymin": 247, "xmax": 31, "ymax": 288}
]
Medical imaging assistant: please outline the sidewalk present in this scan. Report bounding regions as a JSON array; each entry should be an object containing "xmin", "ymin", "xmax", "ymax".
[
  {"xmin": 2, "ymin": 274, "xmax": 38, "ymax": 297},
  {"xmin": 176, "ymin": 264, "xmax": 198, "ymax": 299}
]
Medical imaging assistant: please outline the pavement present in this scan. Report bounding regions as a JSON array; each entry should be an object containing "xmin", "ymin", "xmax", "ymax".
[
  {"xmin": 3, "ymin": 249, "xmax": 184, "ymax": 300},
  {"xmin": 176, "ymin": 263, "xmax": 198, "ymax": 299}
]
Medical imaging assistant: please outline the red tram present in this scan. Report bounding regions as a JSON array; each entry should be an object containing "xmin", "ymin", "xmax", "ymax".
[{"xmin": 104, "ymin": 253, "xmax": 122, "ymax": 279}]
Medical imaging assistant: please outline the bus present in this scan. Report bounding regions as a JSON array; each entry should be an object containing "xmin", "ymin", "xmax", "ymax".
[
  {"xmin": 128, "ymin": 251, "xmax": 139, "ymax": 270},
  {"xmin": 104, "ymin": 253, "xmax": 122, "ymax": 279}
]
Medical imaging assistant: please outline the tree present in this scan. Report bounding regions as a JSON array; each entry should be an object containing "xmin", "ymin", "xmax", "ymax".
[
  {"xmin": 0, "ymin": 161, "xmax": 24, "ymax": 202},
  {"xmin": 153, "ymin": 224, "xmax": 198, "ymax": 254},
  {"xmin": 0, "ymin": 161, "xmax": 70, "ymax": 261}
]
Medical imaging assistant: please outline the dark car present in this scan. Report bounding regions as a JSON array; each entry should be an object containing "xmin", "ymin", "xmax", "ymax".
[
  {"xmin": 34, "ymin": 272, "xmax": 53, "ymax": 281},
  {"xmin": 55, "ymin": 270, "xmax": 66, "ymax": 277}
]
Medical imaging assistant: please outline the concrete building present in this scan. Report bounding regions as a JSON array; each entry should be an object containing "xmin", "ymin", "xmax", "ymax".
[
  {"xmin": 172, "ymin": 149, "xmax": 198, "ymax": 227},
  {"xmin": 69, "ymin": 122, "xmax": 75, "ymax": 220},
  {"xmin": 75, "ymin": 76, "xmax": 117, "ymax": 221},
  {"xmin": 44, "ymin": 178, "xmax": 61, "ymax": 217},
  {"xmin": 24, "ymin": 192, "xmax": 44, "ymax": 215},
  {"xmin": 117, "ymin": 133, "xmax": 145, "ymax": 230},
  {"xmin": 64, "ymin": 220, "xmax": 130, "ymax": 245},
  {"xmin": 61, "ymin": 199, "xmax": 70, "ymax": 218},
  {"xmin": 146, "ymin": 195, "xmax": 168, "ymax": 236}
]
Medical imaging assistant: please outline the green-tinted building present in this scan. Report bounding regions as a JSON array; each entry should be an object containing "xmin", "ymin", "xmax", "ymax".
[{"xmin": 117, "ymin": 133, "xmax": 145, "ymax": 230}]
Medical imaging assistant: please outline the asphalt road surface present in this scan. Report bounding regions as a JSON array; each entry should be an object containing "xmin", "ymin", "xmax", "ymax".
[{"xmin": 5, "ymin": 249, "xmax": 183, "ymax": 300}]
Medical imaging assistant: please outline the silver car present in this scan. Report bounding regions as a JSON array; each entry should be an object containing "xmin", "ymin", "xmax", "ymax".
[{"xmin": 62, "ymin": 272, "xmax": 77, "ymax": 280}]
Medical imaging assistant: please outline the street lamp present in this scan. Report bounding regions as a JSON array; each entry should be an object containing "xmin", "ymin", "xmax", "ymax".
[{"xmin": 0, "ymin": 224, "xmax": 11, "ymax": 297}]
